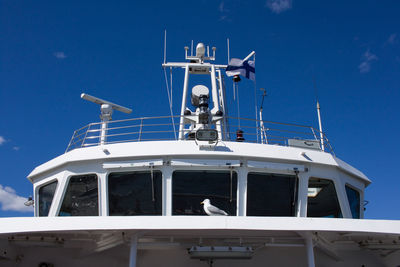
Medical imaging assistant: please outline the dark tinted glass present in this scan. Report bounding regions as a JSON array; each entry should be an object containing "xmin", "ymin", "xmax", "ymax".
[
  {"xmin": 307, "ymin": 178, "xmax": 342, "ymax": 218},
  {"xmin": 247, "ymin": 173, "xmax": 297, "ymax": 216},
  {"xmin": 108, "ymin": 171, "xmax": 162, "ymax": 215},
  {"xmin": 345, "ymin": 185, "xmax": 360, "ymax": 219},
  {"xmin": 59, "ymin": 174, "xmax": 98, "ymax": 216},
  {"xmin": 173, "ymin": 171, "xmax": 237, "ymax": 216},
  {"xmin": 38, "ymin": 181, "xmax": 58, "ymax": 216}
]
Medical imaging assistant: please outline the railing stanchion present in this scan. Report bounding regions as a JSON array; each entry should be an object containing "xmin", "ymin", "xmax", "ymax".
[
  {"xmin": 65, "ymin": 130, "xmax": 77, "ymax": 153},
  {"xmin": 82, "ymin": 124, "xmax": 90, "ymax": 147},
  {"xmin": 65, "ymin": 116, "xmax": 334, "ymax": 155},
  {"xmin": 138, "ymin": 118, "xmax": 143, "ymax": 141}
]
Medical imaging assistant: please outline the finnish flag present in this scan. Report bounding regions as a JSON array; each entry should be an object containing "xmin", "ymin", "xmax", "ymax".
[{"xmin": 226, "ymin": 58, "xmax": 255, "ymax": 81}]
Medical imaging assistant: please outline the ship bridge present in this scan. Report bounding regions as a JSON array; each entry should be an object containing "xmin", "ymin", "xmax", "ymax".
[
  {"xmin": 30, "ymin": 136, "xmax": 368, "ymax": 219},
  {"xmin": 30, "ymin": 42, "xmax": 366, "ymax": 220},
  {"xmin": 18, "ymin": 42, "xmax": 384, "ymax": 267}
]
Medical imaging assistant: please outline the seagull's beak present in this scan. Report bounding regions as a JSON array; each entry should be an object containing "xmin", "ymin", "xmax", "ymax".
[{"xmin": 200, "ymin": 201, "xmax": 204, "ymax": 204}]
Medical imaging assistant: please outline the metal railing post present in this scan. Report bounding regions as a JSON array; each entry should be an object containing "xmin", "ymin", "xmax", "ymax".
[
  {"xmin": 138, "ymin": 118, "xmax": 143, "ymax": 141},
  {"xmin": 65, "ymin": 116, "xmax": 334, "ymax": 155}
]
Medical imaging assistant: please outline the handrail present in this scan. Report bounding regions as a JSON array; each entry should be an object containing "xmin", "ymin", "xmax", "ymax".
[{"xmin": 65, "ymin": 115, "xmax": 334, "ymax": 155}]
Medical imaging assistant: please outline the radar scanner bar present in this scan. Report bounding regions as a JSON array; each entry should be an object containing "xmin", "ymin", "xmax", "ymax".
[
  {"xmin": 81, "ymin": 93, "xmax": 132, "ymax": 114},
  {"xmin": 81, "ymin": 93, "xmax": 132, "ymax": 145}
]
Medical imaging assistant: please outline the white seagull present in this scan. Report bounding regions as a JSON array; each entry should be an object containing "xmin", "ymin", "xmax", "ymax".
[{"xmin": 200, "ymin": 199, "xmax": 228, "ymax": 216}]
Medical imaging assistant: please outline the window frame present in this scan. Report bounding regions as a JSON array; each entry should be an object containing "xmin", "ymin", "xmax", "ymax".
[
  {"xmin": 56, "ymin": 173, "xmax": 100, "ymax": 216},
  {"xmin": 246, "ymin": 171, "xmax": 299, "ymax": 217},
  {"xmin": 35, "ymin": 179, "xmax": 59, "ymax": 217},
  {"xmin": 306, "ymin": 176, "xmax": 343, "ymax": 218},
  {"xmin": 344, "ymin": 183, "xmax": 362, "ymax": 219},
  {"xmin": 171, "ymin": 168, "xmax": 239, "ymax": 216},
  {"xmin": 107, "ymin": 169, "xmax": 163, "ymax": 216}
]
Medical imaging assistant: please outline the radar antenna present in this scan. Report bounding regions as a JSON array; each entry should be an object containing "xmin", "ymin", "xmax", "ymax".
[{"xmin": 81, "ymin": 93, "xmax": 132, "ymax": 145}]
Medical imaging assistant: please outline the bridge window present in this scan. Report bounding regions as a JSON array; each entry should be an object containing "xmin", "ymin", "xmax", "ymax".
[
  {"xmin": 173, "ymin": 170, "xmax": 237, "ymax": 216},
  {"xmin": 307, "ymin": 178, "xmax": 342, "ymax": 218},
  {"xmin": 59, "ymin": 174, "xmax": 98, "ymax": 216},
  {"xmin": 247, "ymin": 173, "xmax": 297, "ymax": 216},
  {"xmin": 108, "ymin": 171, "xmax": 162, "ymax": 215},
  {"xmin": 38, "ymin": 180, "xmax": 58, "ymax": 216},
  {"xmin": 345, "ymin": 185, "xmax": 361, "ymax": 219}
]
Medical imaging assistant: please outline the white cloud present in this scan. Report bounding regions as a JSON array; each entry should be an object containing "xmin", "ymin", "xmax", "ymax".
[
  {"xmin": 218, "ymin": 1, "xmax": 231, "ymax": 21},
  {"xmin": 219, "ymin": 1, "xmax": 225, "ymax": 12},
  {"xmin": 0, "ymin": 185, "xmax": 33, "ymax": 213},
  {"xmin": 387, "ymin": 33, "xmax": 397, "ymax": 45},
  {"xmin": 0, "ymin": 136, "xmax": 6, "ymax": 145},
  {"xmin": 219, "ymin": 15, "xmax": 228, "ymax": 21},
  {"xmin": 358, "ymin": 50, "xmax": 378, "ymax": 74},
  {"xmin": 266, "ymin": 0, "xmax": 292, "ymax": 14},
  {"xmin": 54, "ymin": 51, "xmax": 67, "ymax": 59},
  {"xmin": 13, "ymin": 146, "xmax": 20, "ymax": 151},
  {"xmin": 358, "ymin": 62, "xmax": 371, "ymax": 73}
]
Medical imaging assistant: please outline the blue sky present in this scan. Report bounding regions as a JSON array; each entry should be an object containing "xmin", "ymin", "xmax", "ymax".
[{"xmin": 0, "ymin": 0, "xmax": 399, "ymax": 219}]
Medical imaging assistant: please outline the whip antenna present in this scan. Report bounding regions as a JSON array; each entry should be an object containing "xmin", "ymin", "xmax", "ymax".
[
  {"xmin": 227, "ymin": 38, "xmax": 230, "ymax": 63},
  {"xmin": 313, "ymin": 77, "xmax": 325, "ymax": 151},
  {"xmin": 163, "ymin": 30, "xmax": 167, "ymax": 64}
]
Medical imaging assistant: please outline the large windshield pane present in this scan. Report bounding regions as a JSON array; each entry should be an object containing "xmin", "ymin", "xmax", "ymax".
[
  {"xmin": 59, "ymin": 174, "xmax": 98, "ymax": 216},
  {"xmin": 108, "ymin": 171, "xmax": 162, "ymax": 215},
  {"xmin": 38, "ymin": 181, "xmax": 58, "ymax": 216},
  {"xmin": 173, "ymin": 171, "xmax": 237, "ymax": 216},
  {"xmin": 307, "ymin": 178, "xmax": 342, "ymax": 218},
  {"xmin": 345, "ymin": 185, "xmax": 360, "ymax": 219},
  {"xmin": 247, "ymin": 173, "xmax": 297, "ymax": 216}
]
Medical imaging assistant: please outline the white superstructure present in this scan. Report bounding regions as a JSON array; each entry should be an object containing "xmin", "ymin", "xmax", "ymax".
[{"xmin": 1, "ymin": 42, "xmax": 399, "ymax": 267}]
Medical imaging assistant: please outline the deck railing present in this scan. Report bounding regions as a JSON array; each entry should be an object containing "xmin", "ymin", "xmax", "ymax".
[{"xmin": 65, "ymin": 116, "xmax": 334, "ymax": 154}]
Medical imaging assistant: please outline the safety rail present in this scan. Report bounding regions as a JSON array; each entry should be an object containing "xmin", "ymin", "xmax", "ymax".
[{"xmin": 65, "ymin": 115, "xmax": 334, "ymax": 154}]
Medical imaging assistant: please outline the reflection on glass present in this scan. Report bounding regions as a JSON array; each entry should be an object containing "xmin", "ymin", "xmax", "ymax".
[
  {"xmin": 247, "ymin": 173, "xmax": 297, "ymax": 216},
  {"xmin": 38, "ymin": 181, "xmax": 58, "ymax": 216},
  {"xmin": 108, "ymin": 171, "xmax": 162, "ymax": 216},
  {"xmin": 307, "ymin": 178, "xmax": 342, "ymax": 218},
  {"xmin": 345, "ymin": 185, "xmax": 360, "ymax": 219},
  {"xmin": 59, "ymin": 174, "xmax": 98, "ymax": 216},
  {"xmin": 173, "ymin": 171, "xmax": 237, "ymax": 216}
]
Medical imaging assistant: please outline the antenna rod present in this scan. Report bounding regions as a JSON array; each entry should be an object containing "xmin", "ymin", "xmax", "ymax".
[
  {"xmin": 163, "ymin": 30, "xmax": 167, "ymax": 64},
  {"xmin": 316, "ymin": 101, "xmax": 325, "ymax": 151},
  {"xmin": 227, "ymin": 38, "xmax": 230, "ymax": 63},
  {"xmin": 313, "ymin": 78, "xmax": 325, "ymax": 151}
]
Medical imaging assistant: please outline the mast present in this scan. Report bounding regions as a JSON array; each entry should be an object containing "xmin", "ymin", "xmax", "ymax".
[
  {"xmin": 162, "ymin": 42, "xmax": 228, "ymax": 143},
  {"xmin": 259, "ymin": 88, "xmax": 268, "ymax": 144}
]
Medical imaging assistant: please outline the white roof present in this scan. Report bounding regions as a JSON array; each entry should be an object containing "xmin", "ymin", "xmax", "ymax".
[{"xmin": 28, "ymin": 141, "xmax": 370, "ymax": 185}]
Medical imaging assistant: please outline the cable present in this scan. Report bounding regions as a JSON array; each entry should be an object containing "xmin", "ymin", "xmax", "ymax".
[{"xmin": 163, "ymin": 67, "xmax": 177, "ymax": 140}]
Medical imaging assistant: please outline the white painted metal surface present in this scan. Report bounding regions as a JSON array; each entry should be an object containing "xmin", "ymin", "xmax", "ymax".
[
  {"xmin": 1, "ymin": 217, "xmax": 400, "ymax": 235},
  {"xmin": 2, "ymin": 42, "xmax": 397, "ymax": 267},
  {"xmin": 28, "ymin": 141, "xmax": 369, "ymax": 184}
]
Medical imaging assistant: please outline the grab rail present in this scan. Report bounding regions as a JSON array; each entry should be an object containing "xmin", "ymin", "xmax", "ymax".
[{"xmin": 65, "ymin": 115, "xmax": 334, "ymax": 154}]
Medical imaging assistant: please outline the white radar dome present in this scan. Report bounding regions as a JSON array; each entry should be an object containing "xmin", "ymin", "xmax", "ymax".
[
  {"xmin": 196, "ymin": 43, "xmax": 206, "ymax": 58},
  {"xmin": 191, "ymin": 85, "xmax": 209, "ymax": 107}
]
